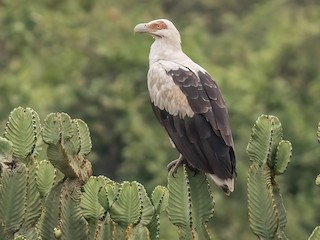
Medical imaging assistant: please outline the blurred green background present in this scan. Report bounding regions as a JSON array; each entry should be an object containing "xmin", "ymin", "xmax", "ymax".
[{"xmin": 0, "ymin": 0, "xmax": 319, "ymax": 239}]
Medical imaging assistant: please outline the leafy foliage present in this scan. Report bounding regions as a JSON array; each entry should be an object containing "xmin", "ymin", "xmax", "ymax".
[
  {"xmin": 0, "ymin": 107, "xmax": 319, "ymax": 240},
  {"xmin": 4, "ymin": 107, "xmax": 40, "ymax": 161},
  {"xmin": 247, "ymin": 163, "xmax": 278, "ymax": 238},
  {"xmin": 274, "ymin": 141, "xmax": 292, "ymax": 175},
  {"xmin": 80, "ymin": 177, "xmax": 106, "ymax": 221},
  {"xmin": 0, "ymin": 137, "xmax": 13, "ymax": 158},
  {"xmin": 42, "ymin": 112, "xmax": 92, "ymax": 181},
  {"xmin": 167, "ymin": 165, "xmax": 214, "ymax": 240},
  {"xmin": 0, "ymin": 164, "xmax": 27, "ymax": 235},
  {"xmin": 59, "ymin": 179, "xmax": 88, "ymax": 240},
  {"xmin": 0, "ymin": 107, "xmax": 170, "ymax": 240},
  {"xmin": 23, "ymin": 161, "xmax": 42, "ymax": 230},
  {"xmin": 36, "ymin": 160, "xmax": 56, "ymax": 197},
  {"xmin": 247, "ymin": 115, "xmax": 292, "ymax": 239}
]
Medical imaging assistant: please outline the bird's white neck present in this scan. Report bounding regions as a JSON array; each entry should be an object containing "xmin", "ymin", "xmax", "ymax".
[{"xmin": 149, "ymin": 38, "xmax": 184, "ymax": 65}]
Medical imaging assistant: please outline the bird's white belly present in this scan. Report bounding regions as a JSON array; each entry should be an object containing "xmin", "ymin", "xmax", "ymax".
[{"xmin": 148, "ymin": 66, "xmax": 194, "ymax": 118}]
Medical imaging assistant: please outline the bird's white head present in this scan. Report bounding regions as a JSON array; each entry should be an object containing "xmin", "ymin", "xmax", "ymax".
[
  {"xmin": 134, "ymin": 19, "xmax": 181, "ymax": 43},
  {"xmin": 134, "ymin": 19, "xmax": 183, "ymax": 63}
]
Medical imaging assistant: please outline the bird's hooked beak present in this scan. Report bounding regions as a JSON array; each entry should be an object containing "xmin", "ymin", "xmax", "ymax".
[
  {"xmin": 134, "ymin": 22, "xmax": 162, "ymax": 38},
  {"xmin": 134, "ymin": 23, "xmax": 149, "ymax": 34}
]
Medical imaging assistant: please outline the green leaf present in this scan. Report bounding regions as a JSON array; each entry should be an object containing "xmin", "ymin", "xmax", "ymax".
[
  {"xmin": 60, "ymin": 179, "xmax": 88, "ymax": 240},
  {"xmin": 272, "ymin": 181, "xmax": 287, "ymax": 230},
  {"xmin": 59, "ymin": 113, "xmax": 74, "ymax": 140},
  {"xmin": 44, "ymin": 124, "xmax": 77, "ymax": 177},
  {"xmin": 105, "ymin": 181, "xmax": 121, "ymax": 208},
  {"xmin": 147, "ymin": 215, "xmax": 160, "ymax": 240},
  {"xmin": 28, "ymin": 108, "xmax": 43, "ymax": 158},
  {"xmin": 36, "ymin": 160, "xmax": 56, "ymax": 197},
  {"xmin": 38, "ymin": 182, "xmax": 64, "ymax": 240},
  {"xmin": 109, "ymin": 181, "xmax": 142, "ymax": 227},
  {"xmin": 42, "ymin": 113, "xmax": 61, "ymax": 145},
  {"xmin": 165, "ymin": 168, "xmax": 214, "ymax": 239},
  {"xmin": 149, "ymin": 186, "xmax": 168, "ymax": 240},
  {"xmin": 247, "ymin": 163, "xmax": 278, "ymax": 239},
  {"xmin": 42, "ymin": 113, "xmax": 73, "ymax": 145},
  {"xmin": 46, "ymin": 143, "xmax": 78, "ymax": 178},
  {"xmin": 80, "ymin": 176, "xmax": 106, "ymax": 220},
  {"xmin": 167, "ymin": 165, "xmax": 193, "ymax": 239},
  {"xmin": 0, "ymin": 137, "xmax": 13, "ymax": 158},
  {"xmin": 274, "ymin": 140, "xmax": 292, "ymax": 175},
  {"xmin": 246, "ymin": 115, "xmax": 283, "ymax": 167},
  {"xmin": 97, "ymin": 177, "xmax": 117, "ymax": 211},
  {"xmin": 267, "ymin": 116, "xmax": 283, "ymax": 167},
  {"xmin": 308, "ymin": 226, "xmax": 320, "ymax": 240},
  {"xmin": 23, "ymin": 161, "xmax": 42, "ymax": 229},
  {"xmin": 0, "ymin": 164, "xmax": 27, "ymax": 233},
  {"xmin": 4, "ymin": 107, "xmax": 38, "ymax": 161},
  {"xmin": 187, "ymin": 168, "xmax": 214, "ymax": 239},
  {"xmin": 95, "ymin": 213, "xmax": 113, "ymax": 240},
  {"xmin": 69, "ymin": 121, "xmax": 81, "ymax": 154},
  {"xmin": 43, "ymin": 113, "xmax": 92, "ymax": 180},
  {"xmin": 131, "ymin": 224, "xmax": 150, "ymax": 240},
  {"xmin": 98, "ymin": 186, "xmax": 109, "ymax": 212},
  {"xmin": 76, "ymin": 119, "xmax": 92, "ymax": 156},
  {"xmin": 151, "ymin": 186, "xmax": 169, "ymax": 214},
  {"xmin": 136, "ymin": 182, "xmax": 154, "ymax": 226},
  {"xmin": 112, "ymin": 224, "xmax": 127, "ymax": 239}
]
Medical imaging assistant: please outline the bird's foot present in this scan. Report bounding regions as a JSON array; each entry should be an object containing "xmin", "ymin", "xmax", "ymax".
[
  {"xmin": 167, "ymin": 155, "xmax": 186, "ymax": 176},
  {"xmin": 167, "ymin": 155, "xmax": 198, "ymax": 177}
]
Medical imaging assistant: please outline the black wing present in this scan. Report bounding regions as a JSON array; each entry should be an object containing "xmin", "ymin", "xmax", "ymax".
[{"xmin": 151, "ymin": 67, "xmax": 236, "ymax": 180}]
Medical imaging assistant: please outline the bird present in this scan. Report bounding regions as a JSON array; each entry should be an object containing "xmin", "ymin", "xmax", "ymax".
[{"xmin": 134, "ymin": 19, "xmax": 236, "ymax": 195}]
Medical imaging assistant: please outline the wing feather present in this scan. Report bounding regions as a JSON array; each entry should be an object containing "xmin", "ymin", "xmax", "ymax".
[{"xmin": 168, "ymin": 68, "xmax": 234, "ymax": 147}]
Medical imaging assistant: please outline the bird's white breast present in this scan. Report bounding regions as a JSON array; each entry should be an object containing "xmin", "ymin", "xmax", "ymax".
[{"xmin": 148, "ymin": 61, "xmax": 194, "ymax": 118}]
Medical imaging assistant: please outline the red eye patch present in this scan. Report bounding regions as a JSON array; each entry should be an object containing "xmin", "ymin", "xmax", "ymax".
[{"xmin": 149, "ymin": 21, "xmax": 167, "ymax": 30}]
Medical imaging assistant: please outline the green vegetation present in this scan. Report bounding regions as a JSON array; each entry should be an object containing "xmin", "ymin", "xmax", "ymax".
[
  {"xmin": 0, "ymin": 0, "xmax": 319, "ymax": 239},
  {"xmin": 167, "ymin": 165, "xmax": 215, "ymax": 240},
  {"xmin": 247, "ymin": 115, "xmax": 291, "ymax": 239},
  {"xmin": 0, "ymin": 108, "xmax": 319, "ymax": 239},
  {"xmin": 0, "ymin": 107, "xmax": 169, "ymax": 240},
  {"xmin": 0, "ymin": 107, "xmax": 216, "ymax": 240}
]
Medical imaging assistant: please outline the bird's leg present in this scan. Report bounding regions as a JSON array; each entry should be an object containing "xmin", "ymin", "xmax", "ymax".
[
  {"xmin": 167, "ymin": 154, "xmax": 185, "ymax": 175},
  {"xmin": 167, "ymin": 154, "xmax": 198, "ymax": 176}
]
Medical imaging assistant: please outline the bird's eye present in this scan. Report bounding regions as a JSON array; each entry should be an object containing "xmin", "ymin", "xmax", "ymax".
[{"xmin": 150, "ymin": 22, "xmax": 167, "ymax": 30}]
